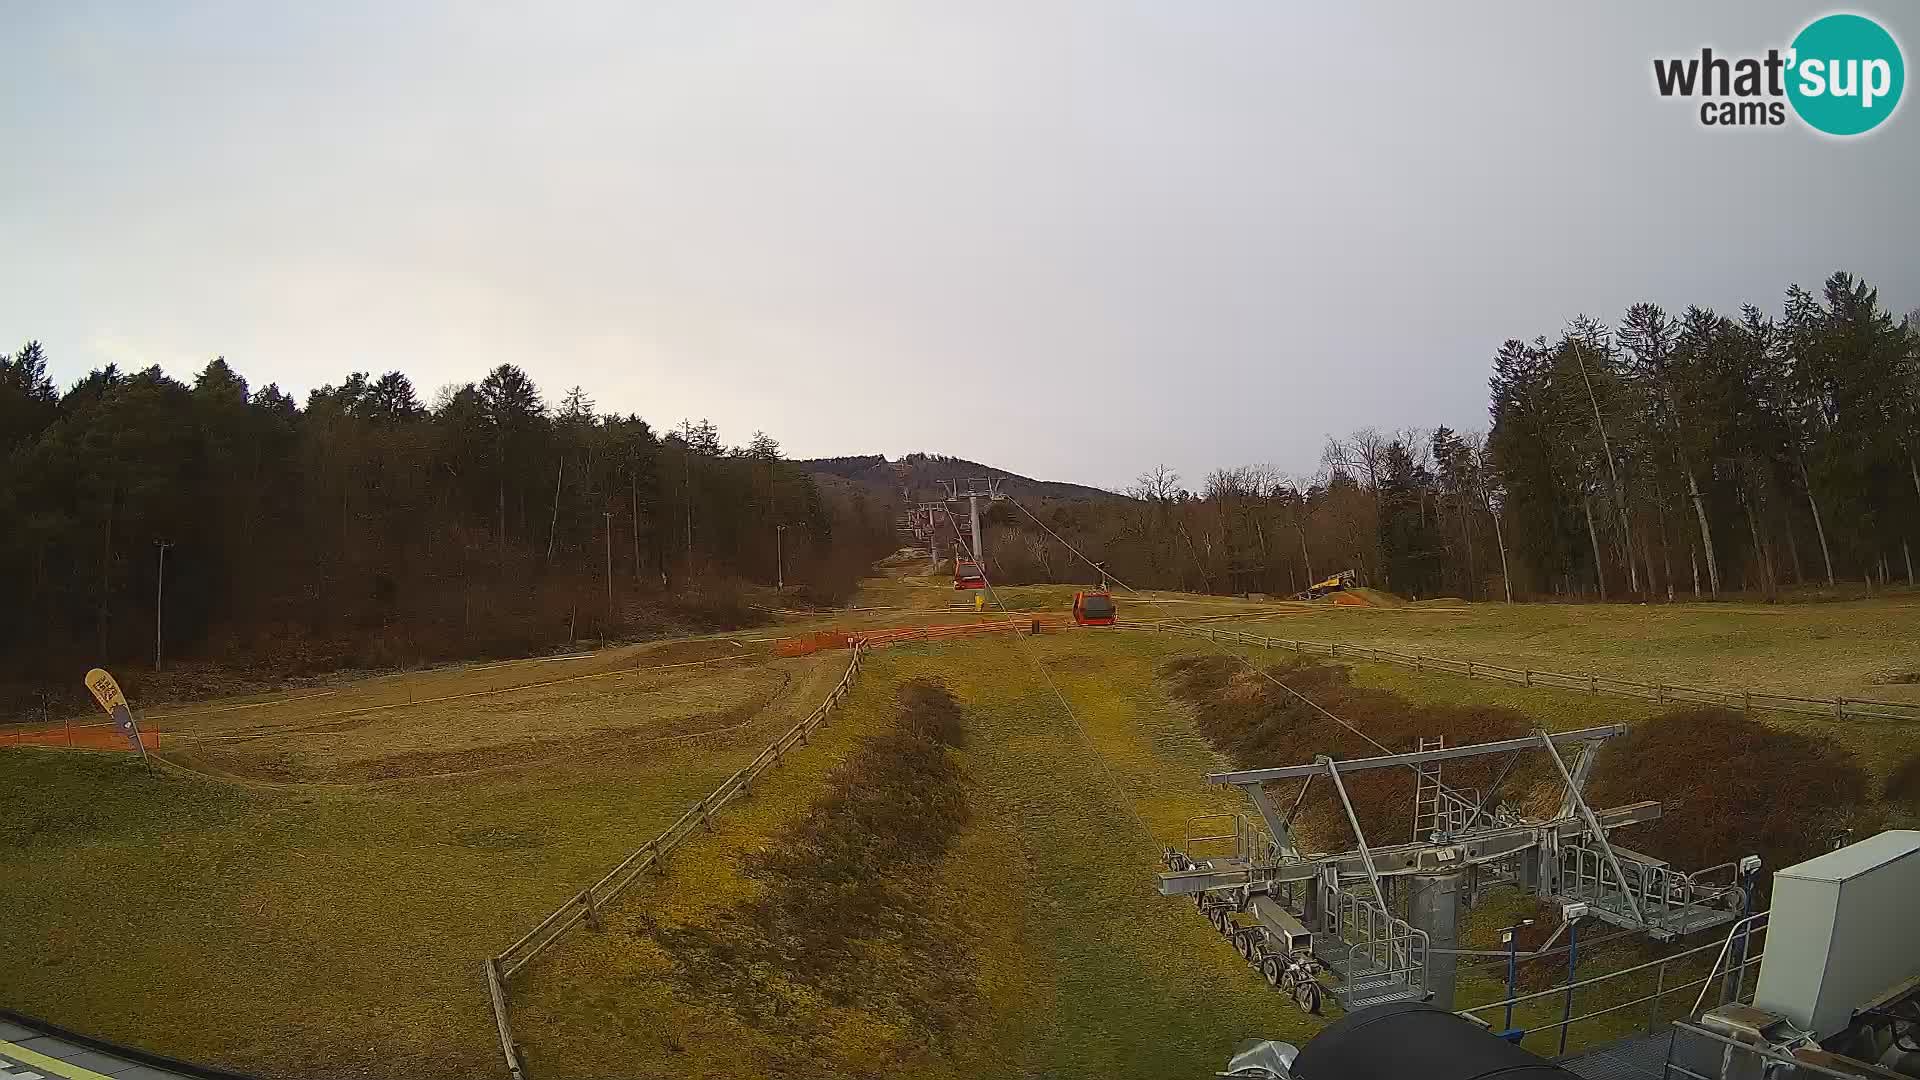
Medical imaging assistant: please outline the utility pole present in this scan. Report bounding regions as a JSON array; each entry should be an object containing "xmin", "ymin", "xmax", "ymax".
[
  {"xmin": 775, "ymin": 523, "xmax": 787, "ymax": 590},
  {"xmin": 152, "ymin": 539, "xmax": 172, "ymax": 671},
  {"xmin": 603, "ymin": 511, "xmax": 614, "ymax": 630}
]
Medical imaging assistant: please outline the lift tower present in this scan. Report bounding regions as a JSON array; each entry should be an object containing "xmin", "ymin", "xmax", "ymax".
[{"xmin": 941, "ymin": 478, "xmax": 1005, "ymax": 565}]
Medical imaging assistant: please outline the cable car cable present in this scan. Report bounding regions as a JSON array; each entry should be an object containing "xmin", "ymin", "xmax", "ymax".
[
  {"xmin": 999, "ymin": 492, "xmax": 1140, "ymax": 595},
  {"xmin": 936, "ymin": 504, "xmax": 1151, "ymax": 837}
]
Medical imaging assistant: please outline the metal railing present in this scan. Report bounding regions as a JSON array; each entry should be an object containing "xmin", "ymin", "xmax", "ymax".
[
  {"xmin": 1118, "ymin": 622, "xmax": 1920, "ymax": 726},
  {"xmin": 1458, "ymin": 914, "xmax": 1768, "ymax": 1045},
  {"xmin": 1663, "ymin": 1017, "xmax": 1871, "ymax": 1080},
  {"xmin": 1182, "ymin": 812, "xmax": 1277, "ymax": 867},
  {"xmin": 1559, "ymin": 843, "xmax": 1742, "ymax": 934},
  {"xmin": 1327, "ymin": 880, "xmax": 1429, "ymax": 998},
  {"xmin": 482, "ymin": 641, "xmax": 870, "ymax": 1080}
]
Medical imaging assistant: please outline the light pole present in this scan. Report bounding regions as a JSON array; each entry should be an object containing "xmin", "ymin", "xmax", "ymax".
[
  {"xmin": 1499, "ymin": 918, "xmax": 1535, "ymax": 1041},
  {"xmin": 603, "ymin": 511, "xmax": 615, "ymax": 631},
  {"xmin": 153, "ymin": 539, "xmax": 172, "ymax": 671},
  {"xmin": 775, "ymin": 524, "xmax": 787, "ymax": 590}
]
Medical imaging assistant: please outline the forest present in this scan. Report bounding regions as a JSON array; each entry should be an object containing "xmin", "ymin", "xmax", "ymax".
[
  {"xmin": 3, "ymin": 270, "xmax": 1913, "ymax": 707},
  {"xmin": 981, "ymin": 272, "xmax": 1920, "ymax": 602},
  {"xmin": 0, "ymin": 356, "xmax": 894, "ymax": 709}
]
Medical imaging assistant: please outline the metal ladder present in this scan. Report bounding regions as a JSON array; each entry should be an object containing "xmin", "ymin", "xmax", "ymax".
[
  {"xmin": 1412, "ymin": 737, "xmax": 1445, "ymax": 841},
  {"xmin": 1412, "ymin": 737, "xmax": 1480, "ymax": 842}
]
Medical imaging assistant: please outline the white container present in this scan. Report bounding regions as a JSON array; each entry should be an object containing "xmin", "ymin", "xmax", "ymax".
[{"xmin": 1751, "ymin": 830, "xmax": 1920, "ymax": 1038}]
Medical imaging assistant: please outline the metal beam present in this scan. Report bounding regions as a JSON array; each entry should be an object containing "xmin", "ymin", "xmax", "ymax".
[
  {"xmin": 1320, "ymin": 756, "xmax": 1387, "ymax": 902},
  {"xmin": 1155, "ymin": 802, "xmax": 1662, "ymax": 896},
  {"xmin": 1208, "ymin": 725, "xmax": 1627, "ymax": 786},
  {"xmin": 1537, "ymin": 730, "xmax": 1646, "ymax": 927},
  {"xmin": 1244, "ymin": 784, "xmax": 1300, "ymax": 859}
]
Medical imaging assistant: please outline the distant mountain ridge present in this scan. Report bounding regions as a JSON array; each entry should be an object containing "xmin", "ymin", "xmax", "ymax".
[{"xmin": 796, "ymin": 452, "xmax": 1119, "ymax": 504}]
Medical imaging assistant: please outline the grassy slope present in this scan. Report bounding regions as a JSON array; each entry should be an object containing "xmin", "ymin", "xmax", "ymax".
[
  {"xmin": 512, "ymin": 631, "xmax": 1314, "ymax": 1079},
  {"xmin": 1198, "ymin": 623, "xmax": 1913, "ymax": 783},
  {"xmin": 1237, "ymin": 596, "xmax": 1920, "ymax": 704},
  {"xmin": 7, "ymin": 582, "xmax": 1915, "ymax": 1076},
  {"xmin": 0, "ymin": 652, "xmax": 844, "ymax": 1080}
]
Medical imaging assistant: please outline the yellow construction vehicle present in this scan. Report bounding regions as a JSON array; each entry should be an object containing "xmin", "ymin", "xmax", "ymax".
[{"xmin": 1298, "ymin": 569, "xmax": 1356, "ymax": 600}]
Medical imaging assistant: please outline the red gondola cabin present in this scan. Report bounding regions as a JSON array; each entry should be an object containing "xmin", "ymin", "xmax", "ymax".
[
  {"xmin": 953, "ymin": 560, "xmax": 986, "ymax": 590},
  {"xmin": 1072, "ymin": 590, "xmax": 1116, "ymax": 626}
]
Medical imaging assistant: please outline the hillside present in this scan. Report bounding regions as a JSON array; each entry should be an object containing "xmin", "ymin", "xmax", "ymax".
[{"xmin": 797, "ymin": 452, "xmax": 1121, "ymax": 505}]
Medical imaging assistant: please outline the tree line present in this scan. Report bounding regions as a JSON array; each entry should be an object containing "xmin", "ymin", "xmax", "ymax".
[
  {"xmin": 0, "ymin": 353, "xmax": 893, "ymax": 705},
  {"xmin": 980, "ymin": 272, "xmax": 1919, "ymax": 602}
]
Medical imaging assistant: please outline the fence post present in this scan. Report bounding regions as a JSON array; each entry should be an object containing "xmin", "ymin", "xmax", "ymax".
[
  {"xmin": 1656, "ymin": 685, "xmax": 1665, "ymax": 705},
  {"xmin": 1588, "ymin": 674, "xmax": 1597, "ymax": 697},
  {"xmin": 1467, "ymin": 661, "xmax": 1475, "ymax": 679},
  {"xmin": 700, "ymin": 797, "xmax": 714, "ymax": 832},
  {"xmin": 1647, "ymin": 961, "xmax": 1666, "ymax": 1034},
  {"xmin": 1743, "ymin": 690, "xmax": 1751, "ymax": 715},
  {"xmin": 1834, "ymin": 697, "xmax": 1845, "ymax": 720},
  {"xmin": 1524, "ymin": 670, "xmax": 1533, "ymax": 688},
  {"xmin": 583, "ymin": 889, "xmax": 604, "ymax": 932}
]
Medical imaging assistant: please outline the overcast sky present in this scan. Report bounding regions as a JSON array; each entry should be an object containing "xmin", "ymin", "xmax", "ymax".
[{"xmin": 4, "ymin": 3, "xmax": 1914, "ymax": 491}]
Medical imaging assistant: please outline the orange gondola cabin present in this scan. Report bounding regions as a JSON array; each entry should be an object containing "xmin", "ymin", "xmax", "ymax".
[
  {"xmin": 1072, "ymin": 590, "xmax": 1116, "ymax": 626},
  {"xmin": 953, "ymin": 559, "xmax": 986, "ymax": 590}
]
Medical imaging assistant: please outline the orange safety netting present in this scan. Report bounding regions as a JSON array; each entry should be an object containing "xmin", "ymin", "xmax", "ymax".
[
  {"xmin": 0, "ymin": 722, "xmax": 160, "ymax": 752},
  {"xmin": 774, "ymin": 618, "xmax": 1072, "ymax": 656}
]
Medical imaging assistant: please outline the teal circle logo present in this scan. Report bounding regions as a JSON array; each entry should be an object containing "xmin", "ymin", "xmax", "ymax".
[{"xmin": 1787, "ymin": 13, "xmax": 1904, "ymax": 135}]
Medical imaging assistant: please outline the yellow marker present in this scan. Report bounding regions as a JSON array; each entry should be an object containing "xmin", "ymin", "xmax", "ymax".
[
  {"xmin": 974, "ymin": 594, "xmax": 984, "ymax": 612},
  {"xmin": 84, "ymin": 667, "xmax": 128, "ymax": 713}
]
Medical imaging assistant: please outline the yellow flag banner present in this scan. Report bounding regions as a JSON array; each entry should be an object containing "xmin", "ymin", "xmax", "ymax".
[{"xmin": 82, "ymin": 668, "xmax": 146, "ymax": 757}]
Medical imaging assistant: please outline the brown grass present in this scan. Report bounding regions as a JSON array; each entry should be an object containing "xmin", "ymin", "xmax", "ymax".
[
  {"xmin": 1159, "ymin": 654, "xmax": 1550, "ymax": 850},
  {"xmin": 1588, "ymin": 708, "xmax": 1871, "ymax": 875},
  {"xmin": 639, "ymin": 678, "xmax": 980, "ymax": 1073},
  {"xmin": 1159, "ymin": 655, "xmax": 1880, "ymax": 882},
  {"xmin": 1885, "ymin": 752, "xmax": 1920, "ymax": 811}
]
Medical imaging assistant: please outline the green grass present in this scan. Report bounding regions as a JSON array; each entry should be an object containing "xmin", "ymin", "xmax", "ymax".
[
  {"xmin": 8, "ymin": 585, "xmax": 1916, "ymax": 1077},
  {"xmin": 510, "ymin": 631, "xmax": 1315, "ymax": 1079},
  {"xmin": 1235, "ymin": 595, "xmax": 1920, "ymax": 703},
  {"xmin": 0, "ymin": 654, "xmax": 853, "ymax": 1080}
]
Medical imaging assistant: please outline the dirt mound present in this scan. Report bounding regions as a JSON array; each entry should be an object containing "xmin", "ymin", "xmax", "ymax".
[
  {"xmin": 1409, "ymin": 597, "xmax": 1468, "ymax": 608},
  {"xmin": 1332, "ymin": 588, "xmax": 1406, "ymax": 608},
  {"xmin": 1588, "ymin": 708, "xmax": 1871, "ymax": 876},
  {"xmin": 1160, "ymin": 655, "xmax": 1546, "ymax": 849}
]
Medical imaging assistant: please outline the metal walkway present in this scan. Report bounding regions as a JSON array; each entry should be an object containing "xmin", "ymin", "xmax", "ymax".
[
  {"xmin": 1556, "ymin": 1030, "xmax": 1675, "ymax": 1080},
  {"xmin": 0, "ymin": 1014, "xmax": 254, "ymax": 1080}
]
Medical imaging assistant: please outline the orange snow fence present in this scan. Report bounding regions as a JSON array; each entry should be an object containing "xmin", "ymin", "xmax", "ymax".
[
  {"xmin": 775, "ymin": 619, "xmax": 1072, "ymax": 656},
  {"xmin": 0, "ymin": 720, "xmax": 161, "ymax": 752}
]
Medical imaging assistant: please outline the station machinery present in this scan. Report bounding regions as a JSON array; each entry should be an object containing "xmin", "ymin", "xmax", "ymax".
[
  {"xmin": 1218, "ymin": 830, "xmax": 1920, "ymax": 1080},
  {"xmin": 1158, "ymin": 725, "xmax": 1756, "ymax": 1014}
]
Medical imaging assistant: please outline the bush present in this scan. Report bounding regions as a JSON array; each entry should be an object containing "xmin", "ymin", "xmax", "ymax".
[
  {"xmin": 1588, "ymin": 708, "xmax": 1870, "ymax": 876},
  {"xmin": 1161, "ymin": 654, "xmax": 1544, "ymax": 850}
]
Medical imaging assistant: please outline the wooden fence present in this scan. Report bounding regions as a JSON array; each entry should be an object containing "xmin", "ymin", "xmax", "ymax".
[
  {"xmin": 1125, "ymin": 622, "xmax": 1920, "ymax": 725},
  {"xmin": 483, "ymin": 641, "xmax": 870, "ymax": 1080}
]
